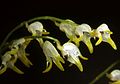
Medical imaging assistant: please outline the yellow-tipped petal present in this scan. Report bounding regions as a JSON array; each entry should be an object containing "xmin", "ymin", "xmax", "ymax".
[
  {"xmin": 17, "ymin": 49, "xmax": 33, "ymax": 67},
  {"xmin": 57, "ymin": 56, "xmax": 65, "ymax": 64},
  {"xmin": 107, "ymin": 38, "xmax": 117, "ymax": 50},
  {"xmin": 42, "ymin": 59, "xmax": 52, "ymax": 73},
  {"xmin": 72, "ymin": 57, "xmax": 83, "ymax": 72},
  {"xmin": 43, "ymin": 41, "xmax": 64, "ymax": 72},
  {"xmin": 0, "ymin": 65, "xmax": 7, "ymax": 75},
  {"xmin": 53, "ymin": 60, "xmax": 64, "ymax": 71},
  {"xmin": 10, "ymin": 65, "xmax": 24, "ymax": 74},
  {"xmin": 79, "ymin": 55, "xmax": 88, "ymax": 60},
  {"xmin": 82, "ymin": 33, "xmax": 93, "ymax": 53},
  {"xmin": 95, "ymin": 35, "xmax": 102, "ymax": 46}
]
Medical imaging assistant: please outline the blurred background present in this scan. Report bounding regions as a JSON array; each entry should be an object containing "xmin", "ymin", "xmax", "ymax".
[{"xmin": 0, "ymin": 0, "xmax": 120, "ymax": 84}]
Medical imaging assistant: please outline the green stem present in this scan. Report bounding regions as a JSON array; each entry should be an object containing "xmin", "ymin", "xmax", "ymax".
[
  {"xmin": 89, "ymin": 60, "xmax": 120, "ymax": 84},
  {"xmin": 0, "ymin": 16, "xmax": 64, "ymax": 55}
]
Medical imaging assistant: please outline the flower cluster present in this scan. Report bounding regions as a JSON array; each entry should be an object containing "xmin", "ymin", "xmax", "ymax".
[{"xmin": 0, "ymin": 17, "xmax": 117, "ymax": 74}]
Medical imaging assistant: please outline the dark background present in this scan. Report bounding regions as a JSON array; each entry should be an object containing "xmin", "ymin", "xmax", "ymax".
[{"xmin": 0, "ymin": 0, "xmax": 120, "ymax": 84}]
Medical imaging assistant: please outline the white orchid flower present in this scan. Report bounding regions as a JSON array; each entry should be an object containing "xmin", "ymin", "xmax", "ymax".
[
  {"xmin": 59, "ymin": 20, "xmax": 79, "ymax": 44},
  {"xmin": 27, "ymin": 21, "xmax": 49, "ymax": 47},
  {"xmin": 42, "ymin": 41, "xmax": 65, "ymax": 73},
  {"xmin": 27, "ymin": 21, "xmax": 44, "ymax": 36},
  {"xmin": 107, "ymin": 69, "xmax": 120, "ymax": 84},
  {"xmin": 75, "ymin": 24, "xmax": 93, "ymax": 53},
  {"xmin": 0, "ymin": 38, "xmax": 33, "ymax": 74},
  {"xmin": 61, "ymin": 42, "xmax": 88, "ymax": 72},
  {"xmin": 95, "ymin": 23, "xmax": 117, "ymax": 50},
  {"xmin": 0, "ymin": 50, "xmax": 24, "ymax": 74},
  {"xmin": 10, "ymin": 38, "xmax": 33, "ymax": 67}
]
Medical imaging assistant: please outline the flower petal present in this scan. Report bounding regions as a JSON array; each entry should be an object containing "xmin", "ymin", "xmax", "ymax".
[
  {"xmin": 42, "ymin": 58, "xmax": 52, "ymax": 73},
  {"xmin": 62, "ymin": 42, "xmax": 88, "ymax": 71},
  {"xmin": 59, "ymin": 20, "xmax": 77, "ymax": 41},
  {"xmin": 0, "ymin": 65, "xmax": 7, "ymax": 75},
  {"xmin": 82, "ymin": 32, "xmax": 93, "ymax": 53},
  {"xmin": 106, "ymin": 37, "xmax": 117, "ymax": 50},
  {"xmin": 7, "ymin": 55, "xmax": 24, "ymax": 74},
  {"xmin": 28, "ymin": 21, "xmax": 43, "ymax": 36},
  {"xmin": 17, "ymin": 45, "xmax": 33, "ymax": 67}
]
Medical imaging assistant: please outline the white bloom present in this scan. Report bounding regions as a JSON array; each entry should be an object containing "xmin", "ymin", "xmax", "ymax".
[
  {"xmin": 61, "ymin": 42, "xmax": 88, "ymax": 72},
  {"xmin": 95, "ymin": 23, "xmax": 117, "ymax": 50},
  {"xmin": 107, "ymin": 69, "xmax": 120, "ymax": 84},
  {"xmin": 27, "ymin": 21, "xmax": 43, "ymax": 36},
  {"xmin": 75, "ymin": 24, "xmax": 93, "ymax": 53},
  {"xmin": 59, "ymin": 20, "xmax": 78, "ymax": 43},
  {"xmin": 42, "ymin": 41, "xmax": 65, "ymax": 73}
]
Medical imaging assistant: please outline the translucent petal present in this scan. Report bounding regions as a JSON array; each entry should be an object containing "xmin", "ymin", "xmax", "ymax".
[
  {"xmin": 75, "ymin": 24, "xmax": 92, "ymax": 36},
  {"xmin": 82, "ymin": 32, "xmax": 93, "ymax": 53},
  {"xmin": 59, "ymin": 20, "xmax": 77, "ymax": 41},
  {"xmin": 97, "ymin": 23, "xmax": 110, "ymax": 32},
  {"xmin": 28, "ymin": 21, "xmax": 43, "ymax": 35}
]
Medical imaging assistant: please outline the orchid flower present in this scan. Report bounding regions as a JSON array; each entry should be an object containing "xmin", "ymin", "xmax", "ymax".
[
  {"xmin": 107, "ymin": 69, "xmax": 120, "ymax": 84},
  {"xmin": 42, "ymin": 41, "xmax": 65, "ymax": 73},
  {"xmin": 27, "ymin": 21, "xmax": 49, "ymax": 47},
  {"xmin": 59, "ymin": 20, "xmax": 79, "ymax": 44},
  {"xmin": 61, "ymin": 42, "xmax": 88, "ymax": 72},
  {"xmin": 75, "ymin": 24, "xmax": 93, "ymax": 53},
  {"xmin": 95, "ymin": 23, "xmax": 117, "ymax": 50},
  {"xmin": 0, "ymin": 38, "xmax": 33, "ymax": 74},
  {"xmin": 0, "ymin": 49, "xmax": 24, "ymax": 74}
]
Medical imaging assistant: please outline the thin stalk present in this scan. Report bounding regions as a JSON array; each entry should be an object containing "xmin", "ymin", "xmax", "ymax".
[{"xmin": 89, "ymin": 60, "xmax": 120, "ymax": 84}]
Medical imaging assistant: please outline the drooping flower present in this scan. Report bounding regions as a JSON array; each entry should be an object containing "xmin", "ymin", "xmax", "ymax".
[
  {"xmin": 61, "ymin": 42, "xmax": 88, "ymax": 72},
  {"xmin": 42, "ymin": 41, "xmax": 65, "ymax": 73},
  {"xmin": 75, "ymin": 24, "xmax": 93, "ymax": 53},
  {"xmin": 10, "ymin": 38, "xmax": 33, "ymax": 67},
  {"xmin": 27, "ymin": 21, "xmax": 49, "ymax": 47},
  {"xmin": 0, "ymin": 50, "xmax": 24, "ymax": 74},
  {"xmin": 0, "ymin": 38, "xmax": 33, "ymax": 74},
  {"xmin": 95, "ymin": 23, "xmax": 117, "ymax": 50},
  {"xmin": 107, "ymin": 69, "xmax": 120, "ymax": 84},
  {"xmin": 59, "ymin": 20, "xmax": 79, "ymax": 44}
]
